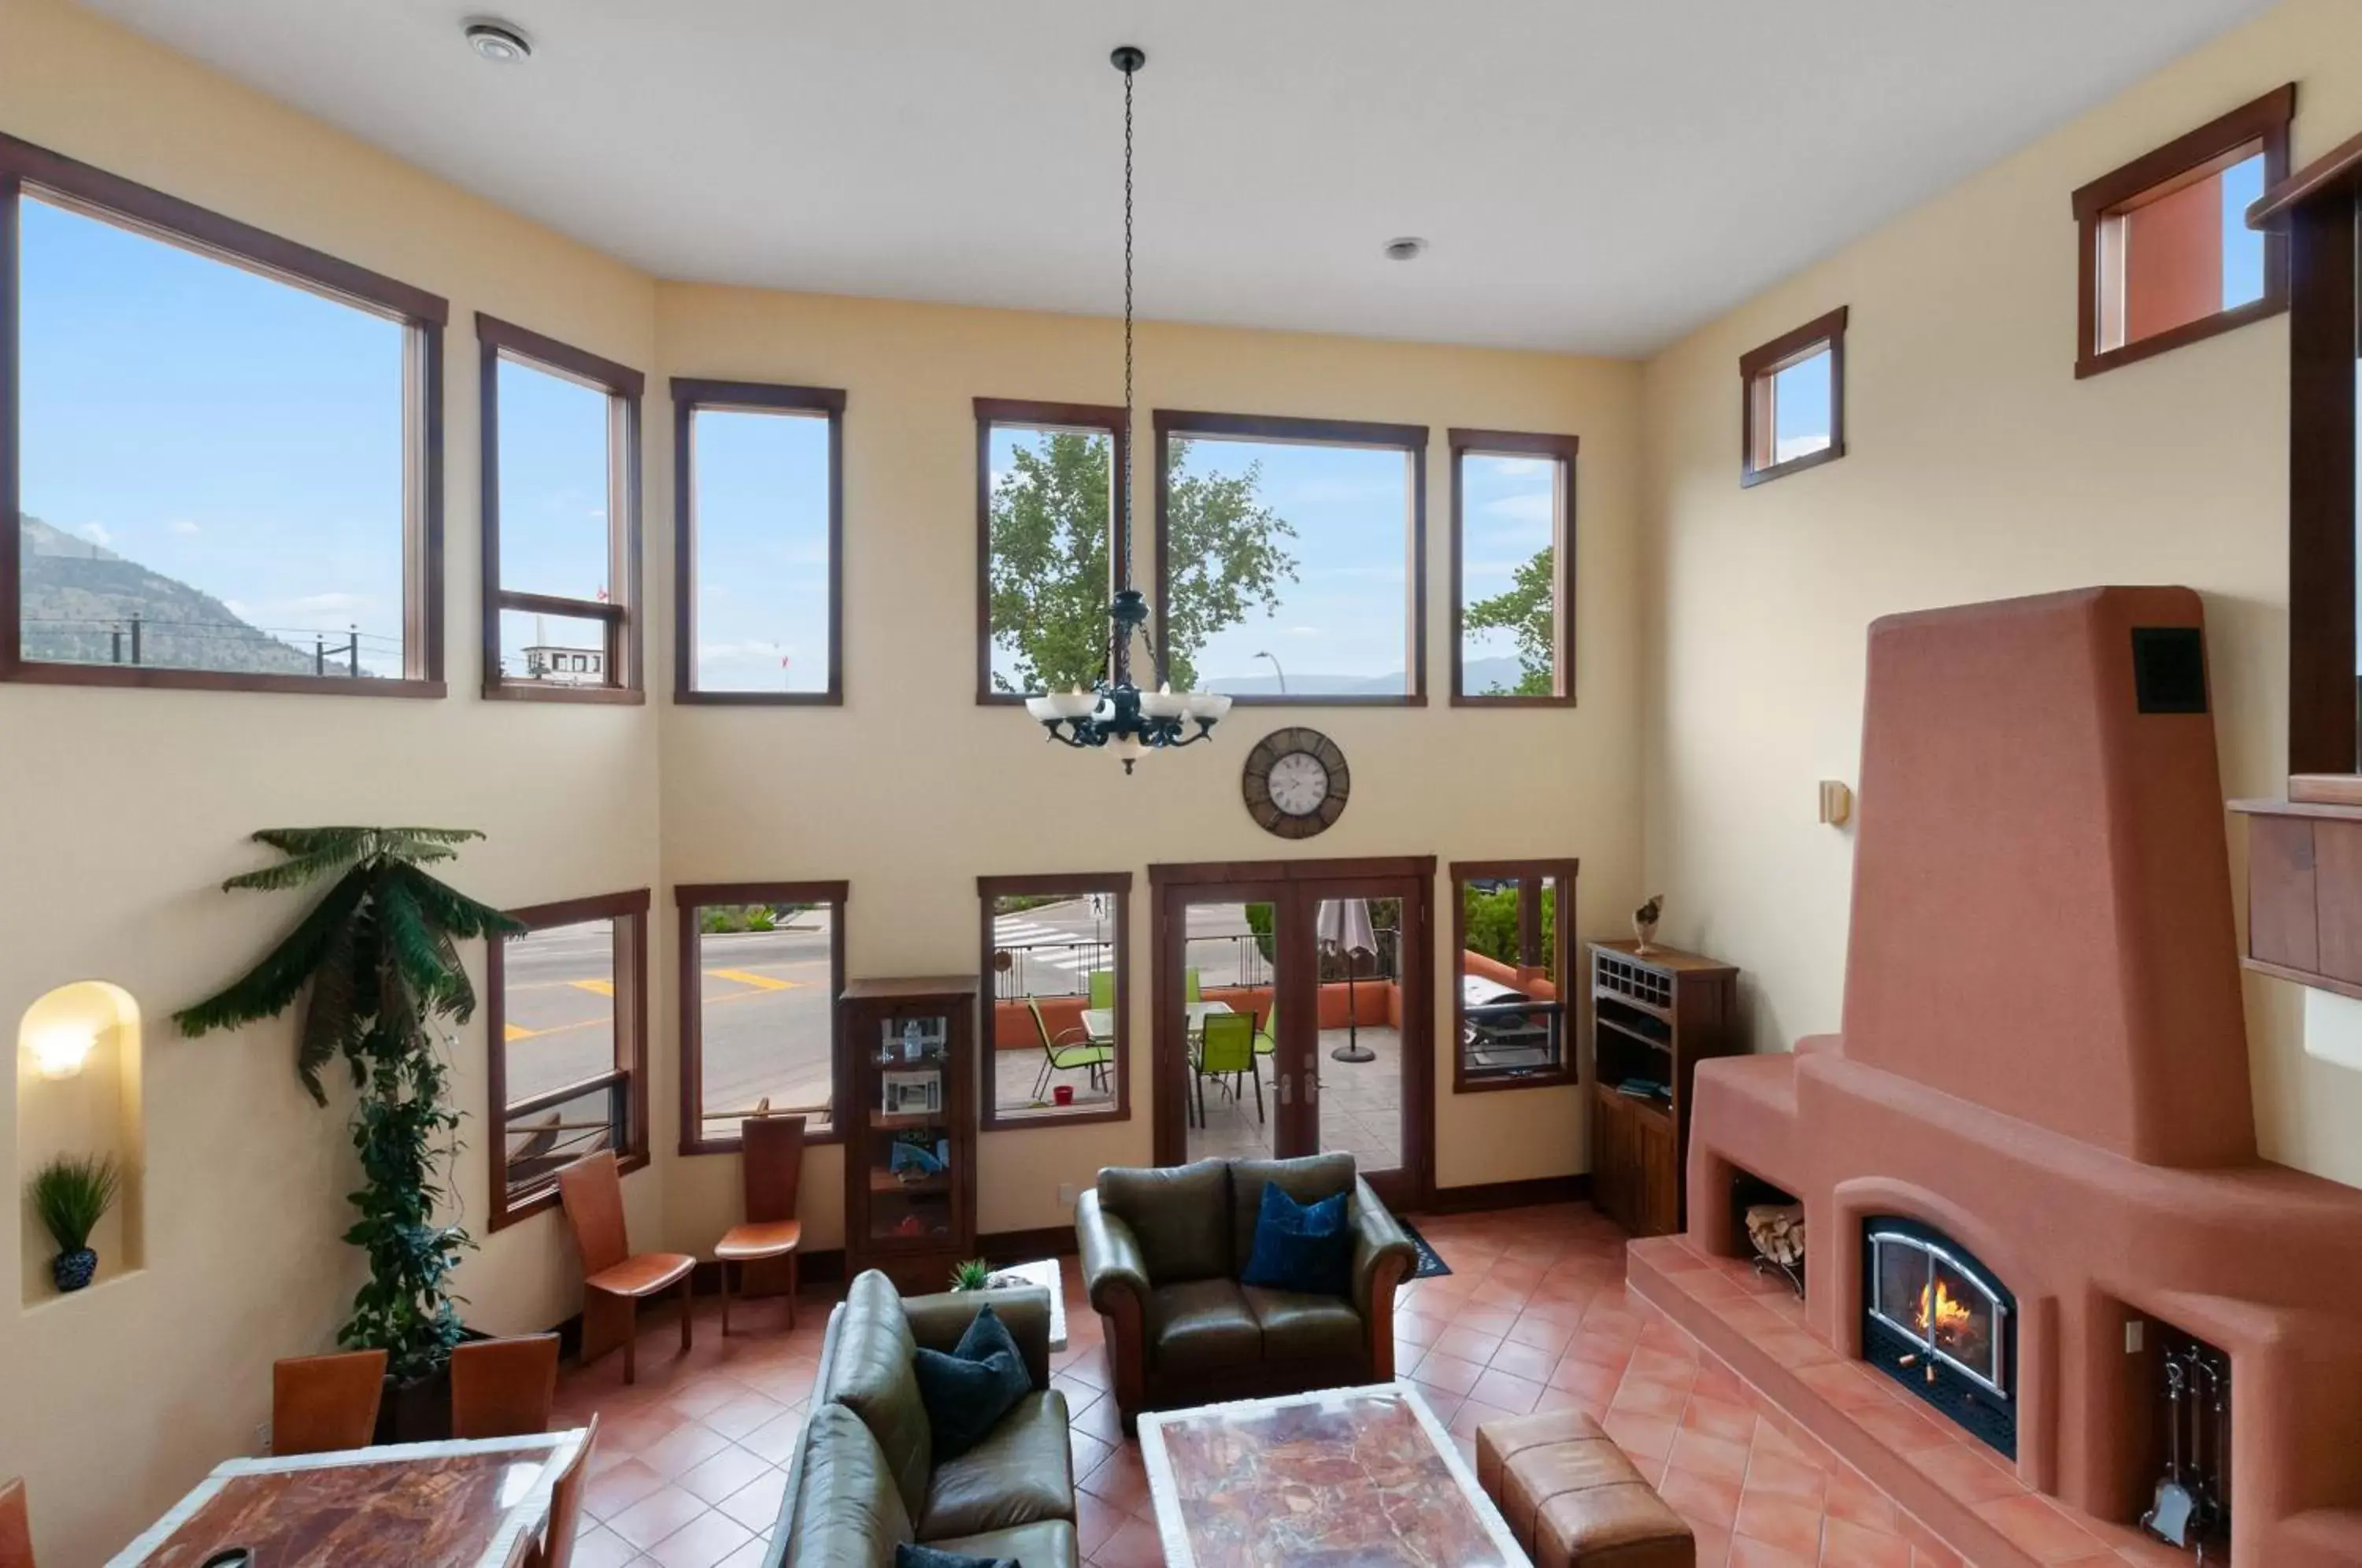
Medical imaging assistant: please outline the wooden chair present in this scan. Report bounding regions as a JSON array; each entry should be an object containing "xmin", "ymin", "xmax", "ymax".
[
  {"xmin": 715, "ymin": 1115, "xmax": 805, "ymax": 1334},
  {"xmin": 450, "ymin": 1333, "xmax": 560, "ymax": 1439},
  {"xmin": 0, "ymin": 1476, "xmax": 32, "ymax": 1568},
  {"xmin": 271, "ymin": 1349, "xmax": 388, "ymax": 1455},
  {"xmin": 526, "ymin": 1411, "xmax": 597, "ymax": 1568},
  {"xmin": 557, "ymin": 1152, "xmax": 694, "ymax": 1385}
]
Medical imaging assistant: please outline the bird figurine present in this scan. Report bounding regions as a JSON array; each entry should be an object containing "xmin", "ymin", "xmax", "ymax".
[{"xmin": 1633, "ymin": 894, "xmax": 1664, "ymax": 954}]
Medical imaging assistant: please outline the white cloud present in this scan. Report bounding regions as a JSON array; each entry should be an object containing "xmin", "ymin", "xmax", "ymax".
[
  {"xmin": 78, "ymin": 523, "xmax": 113, "ymax": 547},
  {"xmin": 167, "ymin": 520, "xmax": 200, "ymax": 536},
  {"xmin": 1486, "ymin": 457, "xmax": 1551, "ymax": 477},
  {"xmin": 1481, "ymin": 492, "xmax": 1554, "ymax": 524},
  {"xmin": 291, "ymin": 592, "xmax": 365, "ymax": 613},
  {"xmin": 698, "ymin": 639, "xmax": 792, "ymax": 666},
  {"xmin": 1283, "ymin": 625, "xmax": 1323, "ymax": 638},
  {"xmin": 1775, "ymin": 434, "xmax": 1831, "ymax": 464}
]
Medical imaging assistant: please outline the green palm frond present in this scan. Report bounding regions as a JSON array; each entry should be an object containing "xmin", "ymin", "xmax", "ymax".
[
  {"xmin": 175, "ymin": 870, "xmax": 371, "ymax": 1037},
  {"xmin": 387, "ymin": 861, "xmax": 520, "ymax": 942},
  {"xmin": 248, "ymin": 826, "xmax": 382, "ymax": 858},
  {"xmin": 297, "ymin": 912, "xmax": 364, "ymax": 1106},
  {"xmin": 223, "ymin": 841, "xmax": 376, "ymax": 893}
]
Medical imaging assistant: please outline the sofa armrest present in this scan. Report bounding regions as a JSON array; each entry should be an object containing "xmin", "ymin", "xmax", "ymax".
[
  {"xmin": 902, "ymin": 1285, "xmax": 1055, "ymax": 1389},
  {"xmin": 1347, "ymin": 1177, "xmax": 1416, "ymax": 1322},
  {"xmin": 1075, "ymin": 1189, "xmax": 1151, "ymax": 1313}
]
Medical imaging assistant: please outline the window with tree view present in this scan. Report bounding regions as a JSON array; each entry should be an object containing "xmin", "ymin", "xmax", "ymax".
[
  {"xmin": 9, "ymin": 157, "xmax": 441, "ymax": 691},
  {"xmin": 1452, "ymin": 431, "xmax": 1575, "ymax": 702},
  {"xmin": 677, "ymin": 882, "xmax": 845, "ymax": 1152},
  {"xmin": 978, "ymin": 399, "xmax": 1124, "ymax": 698},
  {"xmin": 1154, "ymin": 412, "xmax": 1425, "ymax": 701},
  {"xmin": 1453, "ymin": 861, "xmax": 1575, "ymax": 1089}
]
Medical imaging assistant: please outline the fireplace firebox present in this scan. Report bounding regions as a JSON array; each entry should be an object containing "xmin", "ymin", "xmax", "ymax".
[{"xmin": 1860, "ymin": 1216, "xmax": 2016, "ymax": 1459}]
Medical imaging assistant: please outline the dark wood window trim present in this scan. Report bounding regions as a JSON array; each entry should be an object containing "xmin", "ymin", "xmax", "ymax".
[
  {"xmin": 675, "ymin": 879, "xmax": 848, "ymax": 1156},
  {"xmin": 478, "ymin": 312, "xmax": 645, "ymax": 704},
  {"xmin": 0, "ymin": 131, "xmax": 447, "ymax": 698},
  {"xmin": 1739, "ymin": 307, "xmax": 1848, "ymax": 488},
  {"xmin": 1448, "ymin": 430, "xmax": 1578, "ymax": 708},
  {"xmin": 1152, "ymin": 409, "xmax": 1429, "ymax": 707},
  {"xmin": 2071, "ymin": 84, "xmax": 2294, "ymax": 381},
  {"xmin": 975, "ymin": 398, "xmax": 1129, "ymax": 706},
  {"xmin": 1449, "ymin": 859, "xmax": 1579, "ymax": 1094},
  {"xmin": 672, "ymin": 379, "xmax": 846, "ymax": 705},
  {"xmin": 977, "ymin": 871, "xmax": 1133, "ymax": 1130},
  {"xmin": 1147, "ymin": 855, "xmax": 1438, "ymax": 886},
  {"xmin": 485, "ymin": 888, "xmax": 652, "ymax": 1231}
]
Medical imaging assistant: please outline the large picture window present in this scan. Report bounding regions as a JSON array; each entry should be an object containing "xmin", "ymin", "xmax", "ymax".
[
  {"xmin": 673, "ymin": 379, "xmax": 844, "ymax": 703},
  {"xmin": 676, "ymin": 881, "xmax": 846, "ymax": 1154},
  {"xmin": 1, "ymin": 132, "xmax": 446, "ymax": 696},
  {"xmin": 979, "ymin": 873, "xmax": 1131, "ymax": 1128},
  {"xmin": 1153, "ymin": 410, "xmax": 1427, "ymax": 704},
  {"xmin": 976, "ymin": 398, "xmax": 1127, "ymax": 702},
  {"xmin": 1450, "ymin": 860, "xmax": 1576, "ymax": 1092},
  {"xmin": 478, "ymin": 313, "xmax": 642, "ymax": 701},
  {"xmin": 486, "ymin": 889, "xmax": 651, "ymax": 1229},
  {"xmin": 1449, "ymin": 429, "xmax": 1576, "ymax": 704}
]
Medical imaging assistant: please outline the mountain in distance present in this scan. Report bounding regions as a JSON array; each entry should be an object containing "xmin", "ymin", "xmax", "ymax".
[
  {"xmin": 1205, "ymin": 656, "xmax": 1527, "ymax": 696},
  {"xmin": 20, "ymin": 515, "xmax": 320, "ymax": 675}
]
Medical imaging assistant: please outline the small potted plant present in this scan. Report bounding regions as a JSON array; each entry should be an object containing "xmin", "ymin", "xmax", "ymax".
[
  {"xmin": 948, "ymin": 1259, "xmax": 997, "ymax": 1292},
  {"xmin": 29, "ymin": 1152, "xmax": 120, "ymax": 1293}
]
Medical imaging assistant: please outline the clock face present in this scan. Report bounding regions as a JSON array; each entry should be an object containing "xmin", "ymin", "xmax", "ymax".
[{"xmin": 1242, "ymin": 728, "xmax": 1350, "ymax": 839}]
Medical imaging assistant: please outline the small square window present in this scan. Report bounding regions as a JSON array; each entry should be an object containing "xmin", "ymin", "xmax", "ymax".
[
  {"xmin": 1740, "ymin": 308, "xmax": 1848, "ymax": 487},
  {"xmin": 2071, "ymin": 85, "xmax": 2292, "ymax": 379}
]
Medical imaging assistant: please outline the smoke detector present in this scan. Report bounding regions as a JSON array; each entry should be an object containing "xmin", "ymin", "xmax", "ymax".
[
  {"xmin": 465, "ymin": 20, "xmax": 533, "ymax": 64},
  {"xmin": 1382, "ymin": 237, "xmax": 1428, "ymax": 262}
]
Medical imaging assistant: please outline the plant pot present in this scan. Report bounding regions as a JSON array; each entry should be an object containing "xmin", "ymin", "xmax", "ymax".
[
  {"xmin": 51, "ymin": 1248, "xmax": 97, "ymax": 1292},
  {"xmin": 372, "ymin": 1364, "xmax": 454, "ymax": 1446}
]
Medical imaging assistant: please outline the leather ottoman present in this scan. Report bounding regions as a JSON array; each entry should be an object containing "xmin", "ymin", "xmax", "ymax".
[{"xmin": 1475, "ymin": 1410, "xmax": 1694, "ymax": 1567}]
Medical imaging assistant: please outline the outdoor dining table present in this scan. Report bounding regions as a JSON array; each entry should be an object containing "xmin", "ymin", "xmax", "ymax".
[
  {"xmin": 106, "ymin": 1429, "xmax": 588, "ymax": 1567},
  {"xmin": 1087, "ymin": 1001, "xmax": 1236, "ymax": 1127}
]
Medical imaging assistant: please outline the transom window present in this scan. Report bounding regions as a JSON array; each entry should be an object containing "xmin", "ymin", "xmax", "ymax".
[
  {"xmin": 2071, "ymin": 84, "xmax": 2292, "ymax": 379},
  {"xmin": 2, "ymin": 132, "xmax": 446, "ymax": 696},
  {"xmin": 487, "ymin": 889, "xmax": 650, "ymax": 1229},
  {"xmin": 1154, "ymin": 410, "xmax": 1427, "ymax": 704},
  {"xmin": 979, "ymin": 873, "xmax": 1131, "ymax": 1128},
  {"xmin": 673, "ymin": 380, "xmax": 845, "ymax": 703},
  {"xmin": 976, "ymin": 398, "xmax": 1127, "ymax": 701},
  {"xmin": 478, "ymin": 313, "xmax": 642, "ymax": 701},
  {"xmin": 676, "ymin": 881, "xmax": 847, "ymax": 1153},
  {"xmin": 1740, "ymin": 309, "xmax": 1847, "ymax": 486},
  {"xmin": 1452, "ymin": 860, "xmax": 1576, "ymax": 1091},
  {"xmin": 1450, "ymin": 430, "xmax": 1576, "ymax": 704}
]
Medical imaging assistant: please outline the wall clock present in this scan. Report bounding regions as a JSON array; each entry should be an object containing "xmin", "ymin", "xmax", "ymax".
[{"xmin": 1242, "ymin": 727, "xmax": 1350, "ymax": 838}]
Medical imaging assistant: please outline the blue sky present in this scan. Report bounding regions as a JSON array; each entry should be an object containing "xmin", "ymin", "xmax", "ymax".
[
  {"xmin": 1457, "ymin": 453, "xmax": 1559, "ymax": 688},
  {"xmin": 687, "ymin": 407, "xmax": 832, "ymax": 693},
  {"xmin": 2221, "ymin": 152, "xmax": 2266, "ymax": 308}
]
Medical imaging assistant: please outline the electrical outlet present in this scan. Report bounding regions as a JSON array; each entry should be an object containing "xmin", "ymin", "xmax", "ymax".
[
  {"xmin": 255, "ymin": 1421, "xmax": 272, "ymax": 1455},
  {"xmin": 1057, "ymin": 1182, "xmax": 1077, "ymax": 1207}
]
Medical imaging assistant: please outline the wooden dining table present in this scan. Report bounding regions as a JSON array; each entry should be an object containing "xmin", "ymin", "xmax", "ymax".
[{"xmin": 106, "ymin": 1429, "xmax": 588, "ymax": 1567}]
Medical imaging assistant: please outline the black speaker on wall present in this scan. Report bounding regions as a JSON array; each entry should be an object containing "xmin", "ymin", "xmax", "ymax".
[{"xmin": 2131, "ymin": 626, "xmax": 2208, "ymax": 715}]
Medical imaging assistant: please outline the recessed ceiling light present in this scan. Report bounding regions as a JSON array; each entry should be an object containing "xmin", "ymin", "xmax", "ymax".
[
  {"xmin": 465, "ymin": 20, "xmax": 532, "ymax": 64},
  {"xmin": 1382, "ymin": 237, "xmax": 1428, "ymax": 262}
]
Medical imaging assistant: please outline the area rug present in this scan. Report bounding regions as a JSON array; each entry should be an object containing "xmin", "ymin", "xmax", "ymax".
[{"xmin": 1396, "ymin": 1218, "xmax": 1452, "ymax": 1280}]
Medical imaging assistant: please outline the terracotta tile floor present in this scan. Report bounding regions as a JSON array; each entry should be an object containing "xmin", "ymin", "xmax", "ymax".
[{"xmin": 551, "ymin": 1202, "xmax": 2059, "ymax": 1566}]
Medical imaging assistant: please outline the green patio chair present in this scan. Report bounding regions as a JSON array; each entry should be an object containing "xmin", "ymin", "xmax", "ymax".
[
  {"xmin": 1185, "ymin": 967, "xmax": 1203, "ymax": 1004},
  {"xmin": 1195, "ymin": 1010, "xmax": 1263, "ymax": 1126},
  {"xmin": 1028, "ymin": 998, "xmax": 1113, "ymax": 1105},
  {"xmin": 1253, "ymin": 1000, "xmax": 1278, "ymax": 1061},
  {"xmin": 1087, "ymin": 968, "xmax": 1116, "ymax": 1026}
]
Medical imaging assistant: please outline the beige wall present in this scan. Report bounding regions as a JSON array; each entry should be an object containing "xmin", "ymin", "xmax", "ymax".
[{"xmin": 1639, "ymin": 0, "xmax": 2362, "ymax": 1189}]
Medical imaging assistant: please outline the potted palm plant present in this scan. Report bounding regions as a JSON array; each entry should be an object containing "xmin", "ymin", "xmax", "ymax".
[
  {"xmin": 175, "ymin": 827, "xmax": 520, "ymax": 1440},
  {"xmin": 28, "ymin": 1152, "xmax": 120, "ymax": 1293}
]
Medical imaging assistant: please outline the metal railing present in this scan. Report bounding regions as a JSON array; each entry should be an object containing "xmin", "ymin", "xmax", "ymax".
[
  {"xmin": 1461, "ymin": 997, "xmax": 1566, "ymax": 1081},
  {"xmin": 502, "ymin": 1070, "xmax": 629, "ymax": 1200},
  {"xmin": 990, "ymin": 937, "xmax": 1116, "ymax": 1000}
]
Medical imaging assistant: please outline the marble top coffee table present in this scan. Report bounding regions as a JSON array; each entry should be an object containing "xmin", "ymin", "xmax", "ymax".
[{"xmin": 1137, "ymin": 1381, "xmax": 1528, "ymax": 1567}]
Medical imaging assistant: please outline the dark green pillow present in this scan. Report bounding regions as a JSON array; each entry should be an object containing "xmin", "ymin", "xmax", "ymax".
[
  {"xmin": 894, "ymin": 1544, "xmax": 1017, "ymax": 1568},
  {"xmin": 910, "ymin": 1304, "xmax": 1033, "ymax": 1461}
]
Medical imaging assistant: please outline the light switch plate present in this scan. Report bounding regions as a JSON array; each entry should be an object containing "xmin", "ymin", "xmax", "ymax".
[{"xmin": 2125, "ymin": 1319, "xmax": 2145, "ymax": 1354}]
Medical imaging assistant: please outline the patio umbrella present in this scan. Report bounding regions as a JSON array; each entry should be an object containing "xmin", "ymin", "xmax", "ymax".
[{"xmin": 1317, "ymin": 897, "xmax": 1379, "ymax": 1063}]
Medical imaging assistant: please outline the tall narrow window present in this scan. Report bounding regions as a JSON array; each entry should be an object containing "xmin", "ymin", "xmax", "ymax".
[
  {"xmin": 1450, "ymin": 430, "xmax": 1576, "ymax": 704},
  {"xmin": 486, "ymin": 889, "xmax": 650, "ymax": 1228},
  {"xmin": 1741, "ymin": 309, "xmax": 1847, "ymax": 486},
  {"xmin": 1154, "ymin": 410, "xmax": 1427, "ymax": 703},
  {"xmin": 2071, "ymin": 84, "xmax": 2293, "ymax": 379},
  {"xmin": 979, "ymin": 873, "xmax": 1131, "ymax": 1127},
  {"xmin": 976, "ymin": 398, "xmax": 1127, "ymax": 702},
  {"xmin": 673, "ymin": 380, "xmax": 844, "ymax": 702},
  {"xmin": 2, "ymin": 132, "xmax": 446, "ymax": 696},
  {"xmin": 676, "ymin": 881, "xmax": 847, "ymax": 1153},
  {"xmin": 479, "ymin": 313, "xmax": 642, "ymax": 701},
  {"xmin": 1451, "ymin": 860, "xmax": 1576, "ymax": 1091}
]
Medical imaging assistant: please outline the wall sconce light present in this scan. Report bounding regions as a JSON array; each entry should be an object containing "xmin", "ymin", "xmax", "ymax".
[
  {"xmin": 28, "ymin": 1024, "xmax": 98, "ymax": 1080},
  {"xmin": 1818, "ymin": 779, "xmax": 1854, "ymax": 827}
]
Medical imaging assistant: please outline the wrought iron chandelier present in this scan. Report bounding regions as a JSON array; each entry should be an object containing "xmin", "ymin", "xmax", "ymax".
[{"xmin": 1024, "ymin": 45, "xmax": 1231, "ymax": 773}]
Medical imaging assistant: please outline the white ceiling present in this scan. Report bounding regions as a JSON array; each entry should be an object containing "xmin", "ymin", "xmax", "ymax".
[{"xmin": 83, "ymin": 0, "xmax": 2278, "ymax": 355}]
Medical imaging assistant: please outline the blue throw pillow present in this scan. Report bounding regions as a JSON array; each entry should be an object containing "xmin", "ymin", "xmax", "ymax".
[
  {"xmin": 1239, "ymin": 1180, "xmax": 1353, "ymax": 1297},
  {"xmin": 911, "ymin": 1304, "xmax": 1034, "ymax": 1461},
  {"xmin": 895, "ymin": 1544, "xmax": 1017, "ymax": 1568}
]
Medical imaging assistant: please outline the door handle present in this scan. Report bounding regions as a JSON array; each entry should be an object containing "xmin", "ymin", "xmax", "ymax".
[
  {"xmin": 1279, "ymin": 1074, "xmax": 1293, "ymax": 1106},
  {"xmin": 1305, "ymin": 1068, "xmax": 1319, "ymax": 1104}
]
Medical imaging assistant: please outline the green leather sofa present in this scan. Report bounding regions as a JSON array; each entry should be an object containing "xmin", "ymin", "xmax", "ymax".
[
  {"xmin": 765, "ymin": 1270, "xmax": 1079, "ymax": 1567},
  {"xmin": 1075, "ymin": 1152, "xmax": 1417, "ymax": 1427}
]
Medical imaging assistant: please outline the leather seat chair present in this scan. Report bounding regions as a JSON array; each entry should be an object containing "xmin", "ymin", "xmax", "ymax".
[
  {"xmin": 528, "ymin": 1412, "xmax": 598, "ymax": 1568},
  {"xmin": 1075, "ymin": 1152, "xmax": 1416, "ymax": 1426},
  {"xmin": 270, "ymin": 1349, "xmax": 388, "ymax": 1455},
  {"xmin": 557, "ymin": 1151, "xmax": 694, "ymax": 1384},
  {"xmin": 450, "ymin": 1333, "xmax": 561, "ymax": 1439},
  {"xmin": 0, "ymin": 1476, "xmax": 33, "ymax": 1568},
  {"xmin": 714, "ymin": 1113, "xmax": 804, "ymax": 1333}
]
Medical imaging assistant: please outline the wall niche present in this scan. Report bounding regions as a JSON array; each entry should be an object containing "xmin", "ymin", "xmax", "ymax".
[{"xmin": 17, "ymin": 980, "xmax": 146, "ymax": 1305}]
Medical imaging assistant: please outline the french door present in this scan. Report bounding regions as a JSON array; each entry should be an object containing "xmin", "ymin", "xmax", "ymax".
[{"xmin": 1150, "ymin": 857, "xmax": 1433, "ymax": 1211}]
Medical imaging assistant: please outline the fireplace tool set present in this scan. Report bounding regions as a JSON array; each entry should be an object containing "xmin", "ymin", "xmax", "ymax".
[{"xmin": 2142, "ymin": 1341, "xmax": 2229, "ymax": 1558}]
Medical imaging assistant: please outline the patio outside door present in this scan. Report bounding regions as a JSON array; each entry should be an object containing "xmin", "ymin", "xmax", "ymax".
[{"xmin": 1151, "ymin": 858, "xmax": 1433, "ymax": 1211}]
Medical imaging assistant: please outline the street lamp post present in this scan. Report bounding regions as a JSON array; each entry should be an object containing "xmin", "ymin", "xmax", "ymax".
[{"xmin": 1255, "ymin": 651, "xmax": 1287, "ymax": 694}]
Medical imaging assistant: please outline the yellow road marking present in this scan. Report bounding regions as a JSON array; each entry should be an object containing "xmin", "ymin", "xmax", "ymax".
[
  {"xmin": 570, "ymin": 979, "xmax": 615, "ymax": 997},
  {"xmin": 710, "ymin": 968, "xmax": 798, "ymax": 991}
]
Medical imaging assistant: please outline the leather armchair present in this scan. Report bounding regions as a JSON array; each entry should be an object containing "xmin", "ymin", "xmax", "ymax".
[{"xmin": 1076, "ymin": 1152, "xmax": 1416, "ymax": 1426}]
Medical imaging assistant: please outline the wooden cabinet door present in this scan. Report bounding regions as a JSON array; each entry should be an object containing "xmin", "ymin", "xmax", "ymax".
[
  {"xmin": 1590, "ymin": 1090, "xmax": 1634, "ymax": 1233},
  {"xmin": 1635, "ymin": 1110, "xmax": 1678, "ymax": 1237}
]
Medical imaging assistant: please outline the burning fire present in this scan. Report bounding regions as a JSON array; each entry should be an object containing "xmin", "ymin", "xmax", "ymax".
[{"xmin": 1915, "ymin": 1278, "xmax": 1976, "ymax": 1341}]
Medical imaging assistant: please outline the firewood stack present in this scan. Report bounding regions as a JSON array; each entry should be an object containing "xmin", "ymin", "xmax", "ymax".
[{"xmin": 1746, "ymin": 1203, "xmax": 1806, "ymax": 1268}]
